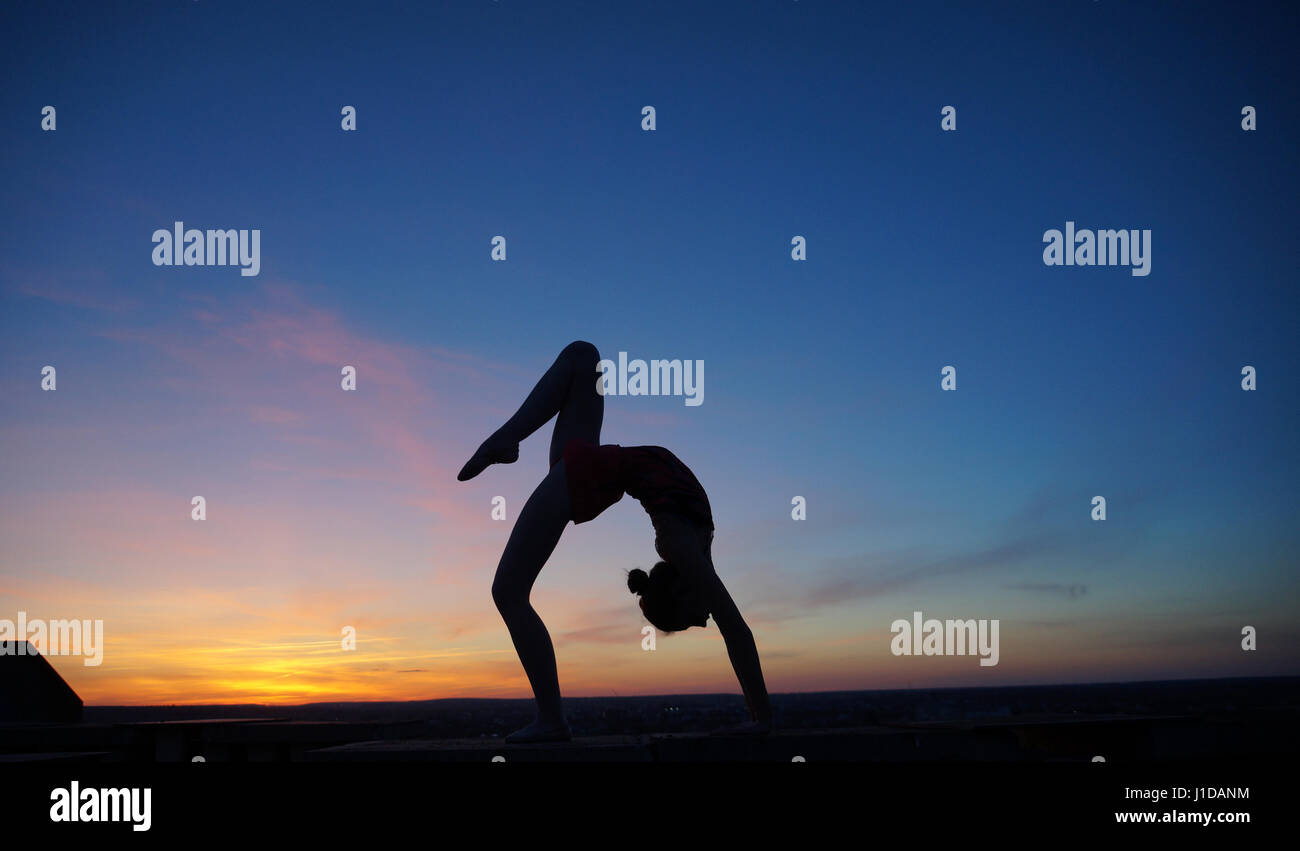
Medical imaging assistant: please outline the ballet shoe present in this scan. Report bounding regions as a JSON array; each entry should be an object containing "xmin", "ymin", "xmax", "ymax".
[{"xmin": 457, "ymin": 436, "xmax": 519, "ymax": 481}]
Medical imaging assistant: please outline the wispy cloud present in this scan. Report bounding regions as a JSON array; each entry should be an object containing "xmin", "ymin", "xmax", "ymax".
[
  {"xmin": 4, "ymin": 265, "xmax": 139, "ymax": 313},
  {"xmin": 1002, "ymin": 582, "xmax": 1087, "ymax": 599}
]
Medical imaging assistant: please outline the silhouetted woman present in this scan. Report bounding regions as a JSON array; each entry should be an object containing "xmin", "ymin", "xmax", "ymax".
[{"xmin": 457, "ymin": 340, "xmax": 773, "ymax": 743}]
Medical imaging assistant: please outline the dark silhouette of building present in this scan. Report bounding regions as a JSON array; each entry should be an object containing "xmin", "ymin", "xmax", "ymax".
[{"xmin": 0, "ymin": 641, "xmax": 83, "ymax": 722}]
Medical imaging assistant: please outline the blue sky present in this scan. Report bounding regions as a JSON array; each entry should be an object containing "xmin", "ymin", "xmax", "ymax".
[{"xmin": 1, "ymin": 1, "xmax": 1296, "ymax": 703}]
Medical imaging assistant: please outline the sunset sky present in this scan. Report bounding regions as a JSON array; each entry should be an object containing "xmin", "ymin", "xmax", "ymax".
[{"xmin": 1, "ymin": 1, "xmax": 1297, "ymax": 706}]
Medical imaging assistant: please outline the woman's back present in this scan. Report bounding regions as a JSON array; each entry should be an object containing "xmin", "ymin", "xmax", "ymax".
[{"xmin": 562, "ymin": 440, "xmax": 714, "ymax": 530}]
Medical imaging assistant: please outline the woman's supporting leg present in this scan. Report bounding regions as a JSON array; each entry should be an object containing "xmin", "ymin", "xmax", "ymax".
[
  {"xmin": 491, "ymin": 460, "xmax": 574, "ymax": 742},
  {"xmin": 458, "ymin": 340, "xmax": 603, "ymax": 480}
]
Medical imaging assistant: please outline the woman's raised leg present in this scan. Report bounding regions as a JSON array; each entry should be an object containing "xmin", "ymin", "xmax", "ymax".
[
  {"xmin": 458, "ymin": 340, "xmax": 603, "ymax": 480},
  {"xmin": 457, "ymin": 341, "xmax": 606, "ymax": 740}
]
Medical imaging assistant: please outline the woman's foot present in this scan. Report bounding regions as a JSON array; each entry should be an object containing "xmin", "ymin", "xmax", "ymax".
[
  {"xmin": 505, "ymin": 718, "xmax": 571, "ymax": 744},
  {"xmin": 457, "ymin": 435, "xmax": 520, "ymax": 481}
]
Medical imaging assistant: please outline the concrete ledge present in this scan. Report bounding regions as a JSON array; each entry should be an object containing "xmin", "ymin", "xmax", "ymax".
[
  {"xmin": 308, "ymin": 734, "xmax": 652, "ymax": 763},
  {"xmin": 3, "ymin": 700, "xmax": 1294, "ymax": 763},
  {"xmin": 0, "ymin": 751, "xmax": 113, "ymax": 763},
  {"xmin": 305, "ymin": 726, "xmax": 1031, "ymax": 762}
]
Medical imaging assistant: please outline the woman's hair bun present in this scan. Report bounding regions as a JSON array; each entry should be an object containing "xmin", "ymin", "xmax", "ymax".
[{"xmin": 627, "ymin": 568, "xmax": 649, "ymax": 595}]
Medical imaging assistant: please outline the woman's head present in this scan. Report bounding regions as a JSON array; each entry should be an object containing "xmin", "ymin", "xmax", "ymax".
[{"xmin": 627, "ymin": 561, "xmax": 709, "ymax": 633}]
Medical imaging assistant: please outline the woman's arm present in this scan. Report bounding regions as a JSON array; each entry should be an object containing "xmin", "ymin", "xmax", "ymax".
[
  {"xmin": 700, "ymin": 570, "xmax": 773, "ymax": 727},
  {"xmin": 654, "ymin": 513, "xmax": 774, "ymax": 729}
]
